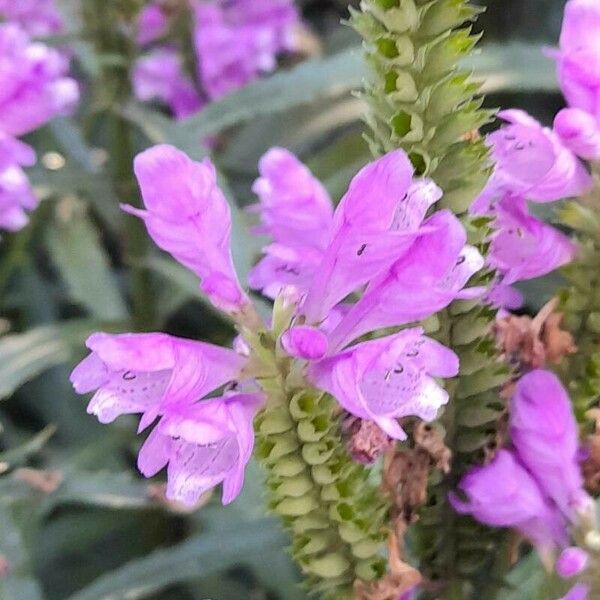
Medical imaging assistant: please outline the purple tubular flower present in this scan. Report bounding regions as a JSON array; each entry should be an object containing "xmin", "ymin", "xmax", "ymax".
[
  {"xmin": 0, "ymin": 161, "xmax": 37, "ymax": 232},
  {"xmin": 554, "ymin": 108, "xmax": 600, "ymax": 160},
  {"xmin": 560, "ymin": 584, "xmax": 590, "ymax": 600},
  {"xmin": 450, "ymin": 449, "xmax": 567, "ymax": 552},
  {"xmin": 309, "ymin": 327, "xmax": 459, "ymax": 439},
  {"xmin": 136, "ymin": 3, "xmax": 168, "ymax": 46},
  {"xmin": 510, "ymin": 370, "xmax": 590, "ymax": 517},
  {"xmin": 0, "ymin": 0, "xmax": 63, "ymax": 36},
  {"xmin": 472, "ymin": 110, "xmax": 592, "ymax": 210},
  {"xmin": 137, "ymin": 393, "xmax": 263, "ymax": 506},
  {"xmin": 301, "ymin": 151, "xmax": 443, "ymax": 324},
  {"xmin": 124, "ymin": 145, "xmax": 249, "ymax": 314},
  {"xmin": 327, "ymin": 210, "xmax": 484, "ymax": 351},
  {"xmin": 70, "ymin": 332, "xmax": 246, "ymax": 427},
  {"xmin": 193, "ymin": 0, "xmax": 298, "ymax": 101},
  {"xmin": 0, "ymin": 24, "xmax": 79, "ymax": 138},
  {"xmin": 489, "ymin": 195, "xmax": 576, "ymax": 285},
  {"xmin": 556, "ymin": 547, "xmax": 589, "ymax": 578},
  {"xmin": 248, "ymin": 148, "xmax": 333, "ymax": 298},
  {"xmin": 556, "ymin": 0, "xmax": 600, "ymax": 120},
  {"xmin": 281, "ymin": 326, "xmax": 328, "ymax": 360},
  {"xmin": 132, "ymin": 48, "xmax": 203, "ymax": 120}
]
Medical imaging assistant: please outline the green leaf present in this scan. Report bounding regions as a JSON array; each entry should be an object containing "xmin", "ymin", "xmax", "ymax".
[
  {"xmin": 68, "ymin": 522, "xmax": 288, "ymax": 600},
  {"xmin": 0, "ymin": 320, "xmax": 100, "ymax": 400},
  {"xmin": 0, "ymin": 505, "xmax": 45, "ymax": 600},
  {"xmin": 0, "ymin": 426, "xmax": 56, "ymax": 467},
  {"xmin": 121, "ymin": 47, "xmax": 366, "ymax": 156},
  {"xmin": 496, "ymin": 551, "xmax": 546, "ymax": 600},
  {"xmin": 46, "ymin": 200, "xmax": 128, "ymax": 321}
]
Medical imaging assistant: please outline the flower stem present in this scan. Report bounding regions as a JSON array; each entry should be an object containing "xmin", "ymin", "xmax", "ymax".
[{"xmin": 353, "ymin": 1, "xmax": 512, "ymax": 596}]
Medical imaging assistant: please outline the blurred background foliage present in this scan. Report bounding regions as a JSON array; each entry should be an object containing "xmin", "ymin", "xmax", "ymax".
[{"xmin": 0, "ymin": 1, "xmax": 573, "ymax": 599}]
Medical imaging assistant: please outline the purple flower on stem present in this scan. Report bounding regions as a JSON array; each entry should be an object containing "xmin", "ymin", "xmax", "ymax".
[
  {"xmin": 248, "ymin": 148, "xmax": 333, "ymax": 298},
  {"xmin": 450, "ymin": 449, "xmax": 567, "ymax": 553},
  {"xmin": 193, "ymin": 0, "xmax": 298, "ymax": 101},
  {"xmin": 132, "ymin": 48, "xmax": 203, "ymax": 120},
  {"xmin": 124, "ymin": 145, "xmax": 251, "ymax": 315},
  {"xmin": 326, "ymin": 210, "xmax": 484, "ymax": 352},
  {"xmin": 309, "ymin": 328, "xmax": 458, "ymax": 439},
  {"xmin": 511, "ymin": 370, "xmax": 588, "ymax": 517},
  {"xmin": 0, "ymin": 24, "xmax": 79, "ymax": 138},
  {"xmin": 138, "ymin": 393, "xmax": 263, "ymax": 505},
  {"xmin": 488, "ymin": 195, "xmax": 576, "ymax": 286},
  {"xmin": 70, "ymin": 332, "xmax": 261, "ymax": 505},
  {"xmin": 136, "ymin": 3, "xmax": 169, "ymax": 46},
  {"xmin": 555, "ymin": 0, "xmax": 600, "ymax": 121},
  {"xmin": 0, "ymin": 0, "xmax": 63, "ymax": 36},
  {"xmin": 70, "ymin": 332, "xmax": 246, "ymax": 427},
  {"xmin": 556, "ymin": 547, "xmax": 589, "ymax": 578}
]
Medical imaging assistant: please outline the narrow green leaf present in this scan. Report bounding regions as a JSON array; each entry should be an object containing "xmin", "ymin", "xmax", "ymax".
[
  {"xmin": 0, "ymin": 320, "xmax": 100, "ymax": 400},
  {"xmin": 46, "ymin": 201, "xmax": 128, "ymax": 321},
  {"xmin": 68, "ymin": 522, "xmax": 287, "ymax": 600}
]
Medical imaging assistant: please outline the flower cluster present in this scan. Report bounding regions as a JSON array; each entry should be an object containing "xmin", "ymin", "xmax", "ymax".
[
  {"xmin": 0, "ymin": 23, "xmax": 78, "ymax": 233},
  {"xmin": 451, "ymin": 370, "xmax": 591, "ymax": 557},
  {"xmin": 471, "ymin": 110, "xmax": 591, "ymax": 308},
  {"xmin": 132, "ymin": 0, "xmax": 299, "ymax": 119},
  {"xmin": 552, "ymin": 0, "xmax": 600, "ymax": 161},
  {"xmin": 0, "ymin": 0, "xmax": 63, "ymax": 36},
  {"xmin": 71, "ymin": 143, "xmax": 484, "ymax": 505}
]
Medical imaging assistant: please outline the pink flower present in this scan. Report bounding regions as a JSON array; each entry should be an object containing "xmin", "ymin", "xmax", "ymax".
[
  {"xmin": 556, "ymin": 547, "xmax": 589, "ymax": 578},
  {"xmin": 554, "ymin": 108, "xmax": 600, "ymax": 160},
  {"xmin": 70, "ymin": 332, "xmax": 245, "ymax": 427},
  {"xmin": 0, "ymin": 24, "xmax": 79, "ymax": 138},
  {"xmin": 0, "ymin": 0, "xmax": 63, "ymax": 36},
  {"xmin": 138, "ymin": 393, "xmax": 263, "ymax": 505},
  {"xmin": 309, "ymin": 327, "xmax": 458, "ymax": 439},
  {"xmin": 0, "ymin": 161, "xmax": 37, "ymax": 232},
  {"xmin": 193, "ymin": 0, "xmax": 298, "ymax": 101},
  {"xmin": 281, "ymin": 326, "xmax": 328, "ymax": 360},
  {"xmin": 559, "ymin": 584, "xmax": 590, "ymax": 600},
  {"xmin": 132, "ymin": 48, "xmax": 203, "ymax": 120},
  {"xmin": 488, "ymin": 195, "xmax": 576, "ymax": 286},
  {"xmin": 136, "ymin": 3, "xmax": 168, "ymax": 46},
  {"xmin": 124, "ymin": 145, "xmax": 249, "ymax": 314},
  {"xmin": 301, "ymin": 151, "xmax": 443, "ymax": 324},
  {"xmin": 510, "ymin": 370, "xmax": 590, "ymax": 517},
  {"xmin": 556, "ymin": 0, "xmax": 600, "ymax": 121},
  {"xmin": 326, "ymin": 210, "xmax": 484, "ymax": 351},
  {"xmin": 248, "ymin": 148, "xmax": 333, "ymax": 298},
  {"xmin": 450, "ymin": 449, "xmax": 567, "ymax": 553}
]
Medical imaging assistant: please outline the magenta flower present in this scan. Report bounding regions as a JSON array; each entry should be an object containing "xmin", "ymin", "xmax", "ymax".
[
  {"xmin": 132, "ymin": 48, "xmax": 203, "ymax": 120},
  {"xmin": 556, "ymin": 547, "xmax": 589, "ymax": 578},
  {"xmin": 510, "ymin": 370, "xmax": 589, "ymax": 517},
  {"xmin": 554, "ymin": 108, "xmax": 600, "ymax": 160},
  {"xmin": 0, "ymin": 0, "xmax": 63, "ymax": 36},
  {"xmin": 450, "ymin": 449, "xmax": 567, "ymax": 553},
  {"xmin": 124, "ymin": 145, "xmax": 250, "ymax": 314},
  {"xmin": 488, "ymin": 195, "xmax": 576, "ymax": 286},
  {"xmin": 309, "ymin": 328, "xmax": 458, "ymax": 439},
  {"xmin": 326, "ymin": 210, "xmax": 484, "ymax": 351},
  {"xmin": 193, "ymin": 0, "xmax": 298, "ymax": 101},
  {"xmin": 281, "ymin": 326, "xmax": 328, "ymax": 360},
  {"xmin": 70, "ymin": 332, "xmax": 246, "ymax": 427},
  {"xmin": 555, "ymin": 0, "xmax": 600, "ymax": 122},
  {"xmin": 136, "ymin": 3, "xmax": 169, "ymax": 46},
  {"xmin": 0, "ymin": 161, "xmax": 37, "ymax": 232},
  {"xmin": 138, "ymin": 393, "xmax": 263, "ymax": 505},
  {"xmin": 0, "ymin": 24, "xmax": 79, "ymax": 138},
  {"xmin": 560, "ymin": 584, "xmax": 590, "ymax": 600},
  {"xmin": 248, "ymin": 147, "xmax": 333, "ymax": 298},
  {"xmin": 471, "ymin": 110, "xmax": 591, "ymax": 212},
  {"xmin": 300, "ymin": 151, "xmax": 443, "ymax": 324}
]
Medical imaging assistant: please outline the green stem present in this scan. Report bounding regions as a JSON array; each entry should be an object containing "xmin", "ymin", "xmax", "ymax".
[
  {"xmin": 248, "ymin": 330, "xmax": 388, "ymax": 598},
  {"xmin": 353, "ymin": 1, "xmax": 512, "ymax": 596},
  {"xmin": 82, "ymin": 0, "xmax": 155, "ymax": 330}
]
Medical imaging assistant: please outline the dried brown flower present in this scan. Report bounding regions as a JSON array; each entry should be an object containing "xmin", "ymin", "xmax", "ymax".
[
  {"xmin": 495, "ymin": 298, "xmax": 577, "ymax": 371},
  {"xmin": 343, "ymin": 416, "xmax": 394, "ymax": 465}
]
